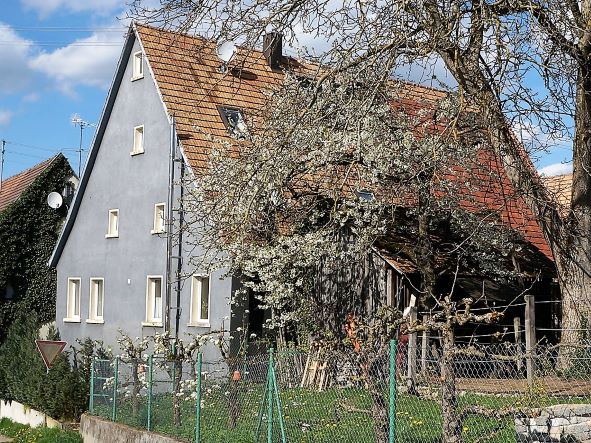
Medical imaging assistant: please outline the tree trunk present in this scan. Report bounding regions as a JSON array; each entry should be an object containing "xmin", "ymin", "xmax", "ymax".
[
  {"xmin": 556, "ymin": 62, "xmax": 591, "ymax": 367},
  {"xmin": 441, "ymin": 326, "xmax": 462, "ymax": 443},
  {"xmin": 367, "ymin": 373, "xmax": 389, "ymax": 443},
  {"xmin": 132, "ymin": 360, "xmax": 140, "ymax": 417},
  {"xmin": 556, "ymin": 254, "xmax": 591, "ymax": 369},
  {"xmin": 173, "ymin": 360, "xmax": 183, "ymax": 426}
]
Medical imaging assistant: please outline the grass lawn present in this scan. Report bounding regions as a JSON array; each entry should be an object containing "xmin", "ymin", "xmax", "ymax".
[
  {"xmin": 0, "ymin": 418, "xmax": 81, "ymax": 443},
  {"xmin": 93, "ymin": 382, "xmax": 591, "ymax": 442}
]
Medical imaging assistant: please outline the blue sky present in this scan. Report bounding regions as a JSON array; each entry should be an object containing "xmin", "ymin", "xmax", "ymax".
[
  {"xmin": 0, "ymin": 1, "xmax": 573, "ymax": 180},
  {"xmin": 0, "ymin": 0, "xmax": 127, "ymax": 179}
]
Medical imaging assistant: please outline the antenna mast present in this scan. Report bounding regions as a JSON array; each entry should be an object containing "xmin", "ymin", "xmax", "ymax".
[
  {"xmin": 71, "ymin": 114, "xmax": 94, "ymax": 177},
  {"xmin": 0, "ymin": 140, "xmax": 5, "ymax": 192}
]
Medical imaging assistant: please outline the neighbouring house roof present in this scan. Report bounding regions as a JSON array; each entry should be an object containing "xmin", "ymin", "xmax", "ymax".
[
  {"xmin": 49, "ymin": 23, "xmax": 554, "ymax": 268},
  {"xmin": 543, "ymin": 173, "xmax": 572, "ymax": 210},
  {"xmin": 0, "ymin": 156, "xmax": 59, "ymax": 212}
]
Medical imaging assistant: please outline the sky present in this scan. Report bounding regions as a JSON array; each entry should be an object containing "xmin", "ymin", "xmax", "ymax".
[
  {"xmin": 0, "ymin": 0, "xmax": 128, "ymax": 179},
  {"xmin": 0, "ymin": 1, "xmax": 573, "ymax": 181}
]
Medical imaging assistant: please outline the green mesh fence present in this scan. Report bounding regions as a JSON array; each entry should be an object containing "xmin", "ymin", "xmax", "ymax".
[{"xmin": 89, "ymin": 339, "xmax": 591, "ymax": 442}]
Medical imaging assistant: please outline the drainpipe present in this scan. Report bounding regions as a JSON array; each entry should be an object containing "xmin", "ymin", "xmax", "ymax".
[
  {"xmin": 174, "ymin": 159, "xmax": 185, "ymax": 343},
  {"xmin": 165, "ymin": 116, "xmax": 176, "ymax": 335}
]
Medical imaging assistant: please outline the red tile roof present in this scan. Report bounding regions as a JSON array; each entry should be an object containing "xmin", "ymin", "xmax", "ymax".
[
  {"xmin": 0, "ymin": 156, "xmax": 57, "ymax": 212},
  {"xmin": 136, "ymin": 24, "xmax": 553, "ymax": 262}
]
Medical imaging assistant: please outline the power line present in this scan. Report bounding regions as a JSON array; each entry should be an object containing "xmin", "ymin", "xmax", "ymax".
[
  {"xmin": 5, "ymin": 140, "xmax": 80, "ymax": 153},
  {"xmin": 0, "ymin": 26, "xmax": 127, "ymax": 32},
  {"xmin": 0, "ymin": 41, "xmax": 123, "ymax": 46}
]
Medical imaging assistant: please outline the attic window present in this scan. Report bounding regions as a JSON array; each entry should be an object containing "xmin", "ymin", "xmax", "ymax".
[
  {"xmin": 132, "ymin": 51, "xmax": 143, "ymax": 80},
  {"xmin": 357, "ymin": 190, "xmax": 375, "ymax": 201},
  {"xmin": 219, "ymin": 107, "xmax": 248, "ymax": 138}
]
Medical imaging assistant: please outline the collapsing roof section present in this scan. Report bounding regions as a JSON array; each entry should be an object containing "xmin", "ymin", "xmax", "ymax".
[{"xmin": 49, "ymin": 22, "xmax": 553, "ymax": 268}]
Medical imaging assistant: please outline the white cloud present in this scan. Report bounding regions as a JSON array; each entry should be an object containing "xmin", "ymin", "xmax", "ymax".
[
  {"xmin": 0, "ymin": 23, "xmax": 34, "ymax": 93},
  {"xmin": 0, "ymin": 110, "xmax": 13, "ymax": 126},
  {"xmin": 21, "ymin": 0, "xmax": 122, "ymax": 17},
  {"xmin": 538, "ymin": 162, "xmax": 572, "ymax": 177},
  {"xmin": 22, "ymin": 92, "xmax": 40, "ymax": 103},
  {"xmin": 29, "ymin": 29, "xmax": 125, "ymax": 94}
]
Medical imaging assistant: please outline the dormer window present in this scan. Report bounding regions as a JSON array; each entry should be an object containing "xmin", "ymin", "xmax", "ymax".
[
  {"xmin": 132, "ymin": 51, "xmax": 143, "ymax": 80},
  {"xmin": 357, "ymin": 189, "xmax": 375, "ymax": 201},
  {"xmin": 219, "ymin": 107, "xmax": 248, "ymax": 138}
]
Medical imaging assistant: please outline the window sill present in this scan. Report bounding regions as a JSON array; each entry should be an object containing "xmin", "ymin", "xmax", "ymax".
[
  {"xmin": 131, "ymin": 75, "xmax": 144, "ymax": 82},
  {"xmin": 187, "ymin": 322, "xmax": 210, "ymax": 328},
  {"xmin": 105, "ymin": 234, "xmax": 119, "ymax": 239},
  {"xmin": 86, "ymin": 319, "xmax": 104, "ymax": 324},
  {"xmin": 130, "ymin": 150, "xmax": 144, "ymax": 156},
  {"xmin": 150, "ymin": 229, "xmax": 165, "ymax": 235},
  {"xmin": 141, "ymin": 321, "xmax": 163, "ymax": 328},
  {"xmin": 63, "ymin": 318, "xmax": 81, "ymax": 323}
]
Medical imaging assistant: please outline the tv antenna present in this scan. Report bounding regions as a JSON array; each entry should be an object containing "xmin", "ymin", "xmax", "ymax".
[
  {"xmin": 0, "ymin": 140, "xmax": 5, "ymax": 192},
  {"xmin": 71, "ymin": 114, "xmax": 95, "ymax": 177},
  {"xmin": 215, "ymin": 40, "xmax": 237, "ymax": 73}
]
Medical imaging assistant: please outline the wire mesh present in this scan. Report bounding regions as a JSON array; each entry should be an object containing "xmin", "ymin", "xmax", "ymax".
[{"xmin": 88, "ymin": 337, "xmax": 591, "ymax": 442}]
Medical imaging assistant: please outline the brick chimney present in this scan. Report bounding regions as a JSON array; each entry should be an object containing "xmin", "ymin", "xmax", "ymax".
[{"xmin": 263, "ymin": 32, "xmax": 283, "ymax": 69}]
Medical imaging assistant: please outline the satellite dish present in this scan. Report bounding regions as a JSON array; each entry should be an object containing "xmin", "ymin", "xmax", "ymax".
[
  {"xmin": 47, "ymin": 192, "xmax": 63, "ymax": 209},
  {"xmin": 216, "ymin": 40, "xmax": 237, "ymax": 63}
]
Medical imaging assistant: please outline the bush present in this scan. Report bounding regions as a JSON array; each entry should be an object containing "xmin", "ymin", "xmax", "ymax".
[{"xmin": 0, "ymin": 315, "xmax": 96, "ymax": 421}]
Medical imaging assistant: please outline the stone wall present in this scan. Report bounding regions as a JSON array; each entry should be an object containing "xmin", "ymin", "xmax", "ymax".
[
  {"xmin": 515, "ymin": 404, "xmax": 591, "ymax": 442},
  {"xmin": 80, "ymin": 414, "xmax": 185, "ymax": 443}
]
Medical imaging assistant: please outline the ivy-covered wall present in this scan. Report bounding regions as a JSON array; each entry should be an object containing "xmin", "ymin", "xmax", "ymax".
[{"xmin": 0, "ymin": 154, "xmax": 73, "ymax": 341}]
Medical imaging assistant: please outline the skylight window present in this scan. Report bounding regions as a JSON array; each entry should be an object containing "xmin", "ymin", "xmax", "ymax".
[
  {"xmin": 357, "ymin": 189, "xmax": 375, "ymax": 201},
  {"xmin": 219, "ymin": 107, "xmax": 248, "ymax": 138}
]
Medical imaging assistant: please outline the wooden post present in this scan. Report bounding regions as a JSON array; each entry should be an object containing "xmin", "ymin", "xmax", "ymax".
[
  {"xmin": 421, "ymin": 314, "xmax": 429, "ymax": 373},
  {"xmin": 407, "ymin": 307, "xmax": 417, "ymax": 391},
  {"xmin": 524, "ymin": 295, "xmax": 536, "ymax": 388},
  {"xmin": 386, "ymin": 269, "xmax": 393, "ymax": 306},
  {"xmin": 513, "ymin": 316, "xmax": 522, "ymax": 372}
]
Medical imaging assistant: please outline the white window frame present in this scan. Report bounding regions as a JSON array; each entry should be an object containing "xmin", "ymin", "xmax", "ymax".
[
  {"xmin": 106, "ymin": 209, "xmax": 119, "ymax": 238},
  {"xmin": 151, "ymin": 203, "xmax": 166, "ymax": 234},
  {"xmin": 143, "ymin": 275, "xmax": 163, "ymax": 327},
  {"xmin": 87, "ymin": 277, "xmax": 105, "ymax": 324},
  {"xmin": 64, "ymin": 277, "xmax": 81, "ymax": 322},
  {"xmin": 131, "ymin": 125, "xmax": 145, "ymax": 155},
  {"xmin": 189, "ymin": 274, "xmax": 211, "ymax": 327},
  {"xmin": 132, "ymin": 51, "xmax": 144, "ymax": 80}
]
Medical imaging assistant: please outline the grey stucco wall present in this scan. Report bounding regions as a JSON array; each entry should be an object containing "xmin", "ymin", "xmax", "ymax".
[{"xmin": 55, "ymin": 35, "xmax": 234, "ymax": 360}]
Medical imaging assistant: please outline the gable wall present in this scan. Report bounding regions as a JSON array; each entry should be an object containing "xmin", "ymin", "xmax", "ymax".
[{"xmin": 55, "ymin": 37, "xmax": 234, "ymax": 352}]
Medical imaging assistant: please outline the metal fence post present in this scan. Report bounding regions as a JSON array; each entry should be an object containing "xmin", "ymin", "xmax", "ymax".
[
  {"xmin": 267, "ymin": 348, "xmax": 274, "ymax": 443},
  {"xmin": 389, "ymin": 339, "xmax": 397, "ymax": 443},
  {"xmin": 195, "ymin": 352, "xmax": 202, "ymax": 443},
  {"xmin": 271, "ymin": 363, "xmax": 287, "ymax": 443},
  {"xmin": 89, "ymin": 358, "xmax": 95, "ymax": 414},
  {"xmin": 112, "ymin": 356, "xmax": 119, "ymax": 422},
  {"xmin": 147, "ymin": 354, "xmax": 154, "ymax": 431}
]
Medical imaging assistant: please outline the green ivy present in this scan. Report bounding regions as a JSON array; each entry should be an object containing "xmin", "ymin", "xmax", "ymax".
[{"xmin": 0, "ymin": 154, "xmax": 72, "ymax": 341}]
